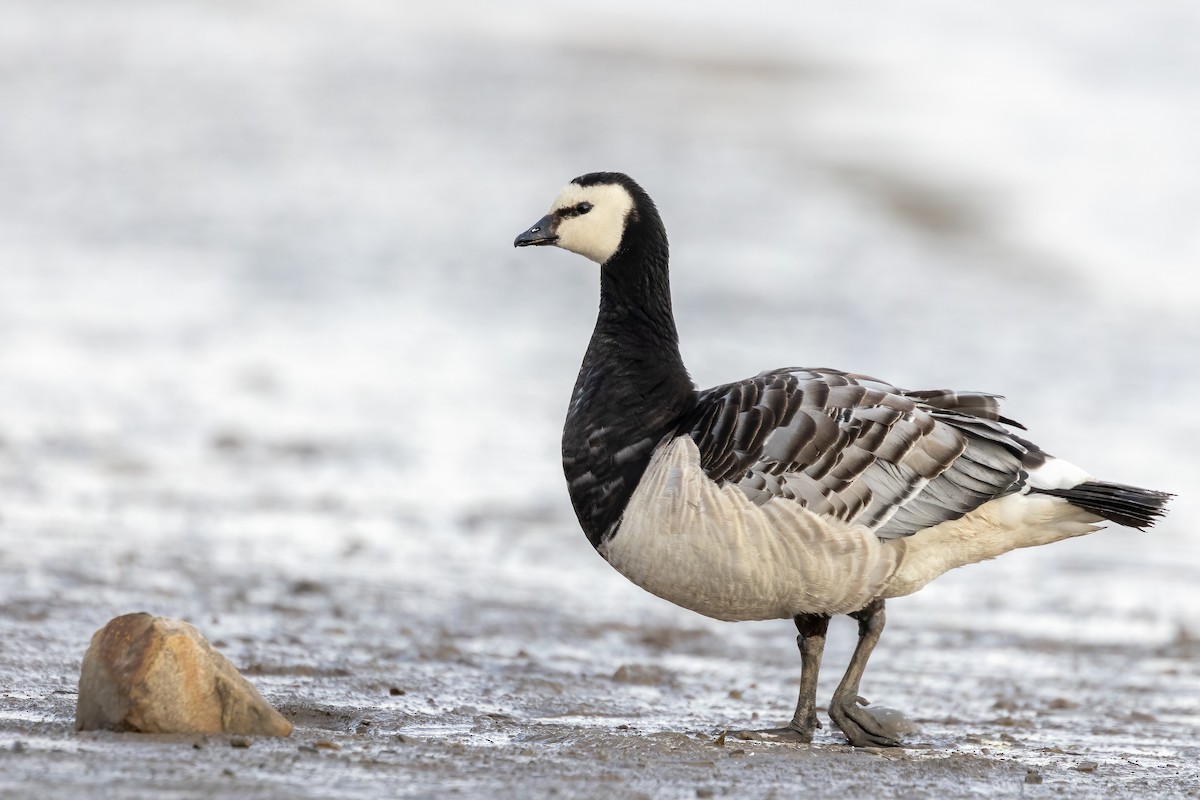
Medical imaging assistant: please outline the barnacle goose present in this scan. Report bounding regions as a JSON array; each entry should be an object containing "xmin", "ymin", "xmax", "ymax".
[{"xmin": 514, "ymin": 172, "xmax": 1171, "ymax": 748}]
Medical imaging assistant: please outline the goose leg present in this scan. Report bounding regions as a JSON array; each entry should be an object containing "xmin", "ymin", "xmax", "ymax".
[
  {"xmin": 828, "ymin": 598, "xmax": 900, "ymax": 747},
  {"xmin": 740, "ymin": 612, "xmax": 829, "ymax": 742},
  {"xmin": 785, "ymin": 613, "xmax": 830, "ymax": 740}
]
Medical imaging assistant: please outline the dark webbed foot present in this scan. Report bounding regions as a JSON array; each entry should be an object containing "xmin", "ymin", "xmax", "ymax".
[
  {"xmin": 733, "ymin": 722, "xmax": 819, "ymax": 744},
  {"xmin": 828, "ymin": 694, "xmax": 901, "ymax": 748},
  {"xmin": 827, "ymin": 599, "xmax": 902, "ymax": 748}
]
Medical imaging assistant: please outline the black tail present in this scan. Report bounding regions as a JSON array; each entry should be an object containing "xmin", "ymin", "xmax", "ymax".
[{"xmin": 1034, "ymin": 481, "xmax": 1173, "ymax": 531}]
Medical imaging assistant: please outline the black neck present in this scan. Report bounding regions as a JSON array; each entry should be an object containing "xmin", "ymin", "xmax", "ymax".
[{"xmin": 562, "ymin": 217, "xmax": 695, "ymax": 547}]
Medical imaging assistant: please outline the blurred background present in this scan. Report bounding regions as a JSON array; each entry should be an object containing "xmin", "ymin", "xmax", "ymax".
[{"xmin": 0, "ymin": 1, "xmax": 1197, "ymax": 796}]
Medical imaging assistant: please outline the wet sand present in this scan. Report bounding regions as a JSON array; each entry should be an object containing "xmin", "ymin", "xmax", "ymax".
[{"xmin": 2, "ymin": 505, "xmax": 1197, "ymax": 798}]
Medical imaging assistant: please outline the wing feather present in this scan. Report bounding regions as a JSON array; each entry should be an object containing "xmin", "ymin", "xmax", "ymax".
[{"xmin": 679, "ymin": 368, "xmax": 1044, "ymax": 538}]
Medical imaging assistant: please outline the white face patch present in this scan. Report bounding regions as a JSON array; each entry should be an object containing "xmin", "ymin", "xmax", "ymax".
[{"xmin": 548, "ymin": 182, "xmax": 635, "ymax": 264}]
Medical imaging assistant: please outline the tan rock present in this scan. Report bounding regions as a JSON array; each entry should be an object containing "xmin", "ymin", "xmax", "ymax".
[{"xmin": 75, "ymin": 612, "xmax": 293, "ymax": 737}]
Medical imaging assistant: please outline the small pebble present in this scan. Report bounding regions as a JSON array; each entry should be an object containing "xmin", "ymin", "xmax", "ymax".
[
  {"xmin": 229, "ymin": 736, "xmax": 251, "ymax": 749},
  {"xmin": 863, "ymin": 706, "xmax": 916, "ymax": 737},
  {"xmin": 1075, "ymin": 761, "xmax": 1099, "ymax": 773},
  {"xmin": 314, "ymin": 740, "xmax": 341, "ymax": 751},
  {"xmin": 1024, "ymin": 769, "xmax": 1043, "ymax": 785},
  {"xmin": 389, "ymin": 687, "xmax": 405, "ymax": 696},
  {"xmin": 696, "ymin": 788, "xmax": 715, "ymax": 799},
  {"xmin": 11, "ymin": 742, "xmax": 27, "ymax": 754}
]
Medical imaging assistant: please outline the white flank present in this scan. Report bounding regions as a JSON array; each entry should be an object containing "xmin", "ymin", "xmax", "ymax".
[
  {"xmin": 601, "ymin": 437, "xmax": 1111, "ymax": 620},
  {"xmin": 882, "ymin": 493, "xmax": 1103, "ymax": 598},
  {"xmin": 599, "ymin": 436, "xmax": 903, "ymax": 621},
  {"xmin": 550, "ymin": 182, "xmax": 635, "ymax": 264}
]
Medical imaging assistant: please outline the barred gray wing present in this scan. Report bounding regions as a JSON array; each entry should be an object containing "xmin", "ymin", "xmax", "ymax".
[{"xmin": 679, "ymin": 368, "xmax": 1047, "ymax": 539}]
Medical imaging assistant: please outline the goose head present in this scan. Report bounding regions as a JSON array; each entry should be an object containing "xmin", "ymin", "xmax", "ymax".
[{"xmin": 513, "ymin": 172, "xmax": 644, "ymax": 265}]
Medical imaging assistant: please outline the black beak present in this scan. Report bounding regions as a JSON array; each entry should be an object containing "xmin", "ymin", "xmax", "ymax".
[{"xmin": 514, "ymin": 214, "xmax": 558, "ymax": 247}]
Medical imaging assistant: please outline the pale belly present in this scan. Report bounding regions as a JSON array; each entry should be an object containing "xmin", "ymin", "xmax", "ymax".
[
  {"xmin": 597, "ymin": 437, "xmax": 1103, "ymax": 621},
  {"xmin": 597, "ymin": 437, "xmax": 903, "ymax": 621}
]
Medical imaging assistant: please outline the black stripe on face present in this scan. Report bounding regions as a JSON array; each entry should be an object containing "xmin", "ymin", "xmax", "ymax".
[{"xmin": 557, "ymin": 201, "xmax": 594, "ymax": 220}]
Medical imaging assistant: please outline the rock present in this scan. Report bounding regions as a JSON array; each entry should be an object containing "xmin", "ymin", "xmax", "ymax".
[
  {"xmin": 863, "ymin": 705, "xmax": 918, "ymax": 738},
  {"xmin": 75, "ymin": 613, "xmax": 293, "ymax": 737}
]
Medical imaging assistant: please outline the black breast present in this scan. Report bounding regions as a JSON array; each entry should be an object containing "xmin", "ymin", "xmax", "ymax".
[{"xmin": 562, "ymin": 356, "xmax": 694, "ymax": 548}]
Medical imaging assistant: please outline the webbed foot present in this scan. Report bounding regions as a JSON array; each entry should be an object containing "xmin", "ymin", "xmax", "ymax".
[
  {"xmin": 729, "ymin": 717, "xmax": 821, "ymax": 744},
  {"xmin": 828, "ymin": 694, "xmax": 901, "ymax": 748}
]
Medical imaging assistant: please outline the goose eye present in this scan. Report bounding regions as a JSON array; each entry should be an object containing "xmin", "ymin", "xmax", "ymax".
[{"xmin": 576, "ymin": 202, "xmax": 593, "ymax": 214}]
